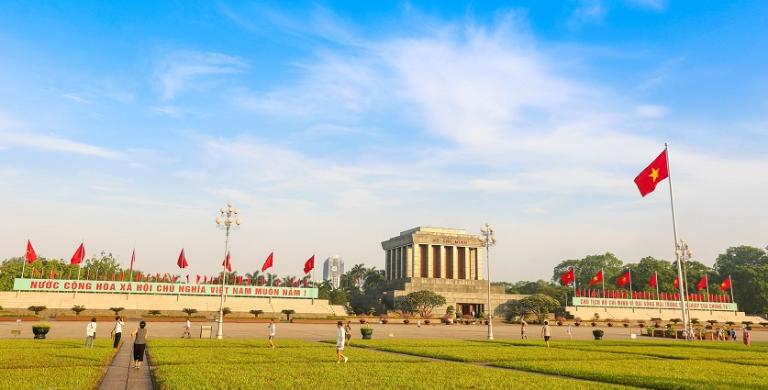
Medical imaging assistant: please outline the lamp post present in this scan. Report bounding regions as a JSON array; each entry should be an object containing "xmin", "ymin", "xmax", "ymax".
[
  {"xmin": 675, "ymin": 239, "xmax": 693, "ymax": 340},
  {"xmin": 480, "ymin": 223, "xmax": 496, "ymax": 340},
  {"xmin": 215, "ymin": 202, "xmax": 241, "ymax": 340}
]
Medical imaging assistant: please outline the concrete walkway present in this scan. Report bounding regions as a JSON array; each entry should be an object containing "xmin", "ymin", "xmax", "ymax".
[{"xmin": 98, "ymin": 341, "xmax": 153, "ymax": 390}]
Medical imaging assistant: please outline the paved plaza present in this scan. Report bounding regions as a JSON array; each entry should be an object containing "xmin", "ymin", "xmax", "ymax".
[{"xmin": 2, "ymin": 319, "xmax": 765, "ymax": 342}]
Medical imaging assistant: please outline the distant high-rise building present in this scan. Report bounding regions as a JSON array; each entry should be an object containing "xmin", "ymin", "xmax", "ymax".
[{"xmin": 323, "ymin": 256, "xmax": 344, "ymax": 288}]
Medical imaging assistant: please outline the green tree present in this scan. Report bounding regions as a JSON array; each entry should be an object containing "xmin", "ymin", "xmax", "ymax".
[
  {"xmin": 625, "ymin": 256, "xmax": 677, "ymax": 293},
  {"xmin": 249, "ymin": 309, "xmax": 263, "ymax": 318},
  {"xmin": 28, "ymin": 305, "xmax": 47, "ymax": 315},
  {"xmin": 182, "ymin": 308, "xmax": 198, "ymax": 318},
  {"xmin": 506, "ymin": 280, "xmax": 570, "ymax": 305},
  {"xmin": 83, "ymin": 251, "xmax": 122, "ymax": 280},
  {"xmin": 109, "ymin": 307, "xmax": 124, "ymax": 315},
  {"xmin": 713, "ymin": 246, "xmax": 768, "ymax": 314},
  {"xmin": 552, "ymin": 253, "xmax": 623, "ymax": 287},
  {"xmin": 405, "ymin": 290, "xmax": 446, "ymax": 319},
  {"xmin": 507, "ymin": 294, "xmax": 560, "ymax": 323},
  {"xmin": 222, "ymin": 307, "xmax": 232, "ymax": 317}
]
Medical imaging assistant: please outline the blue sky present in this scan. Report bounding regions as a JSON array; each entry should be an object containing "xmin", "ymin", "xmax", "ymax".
[{"xmin": 1, "ymin": 1, "xmax": 767, "ymax": 281}]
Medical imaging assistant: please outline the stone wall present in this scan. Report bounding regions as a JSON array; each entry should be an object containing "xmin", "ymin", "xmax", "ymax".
[
  {"xmin": 565, "ymin": 306, "xmax": 764, "ymax": 323},
  {"xmin": 0, "ymin": 291, "xmax": 346, "ymax": 317}
]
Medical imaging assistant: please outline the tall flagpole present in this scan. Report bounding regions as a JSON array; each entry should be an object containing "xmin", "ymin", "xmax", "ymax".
[
  {"xmin": 665, "ymin": 143, "xmax": 690, "ymax": 339},
  {"xmin": 655, "ymin": 272, "xmax": 660, "ymax": 301}
]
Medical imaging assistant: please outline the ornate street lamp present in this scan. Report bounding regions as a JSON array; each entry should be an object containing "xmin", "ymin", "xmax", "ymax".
[
  {"xmin": 480, "ymin": 223, "xmax": 496, "ymax": 340},
  {"xmin": 215, "ymin": 202, "xmax": 241, "ymax": 339},
  {"xmin": 675, "ymin": 239, "xmax": 693, "ymax": 340}
]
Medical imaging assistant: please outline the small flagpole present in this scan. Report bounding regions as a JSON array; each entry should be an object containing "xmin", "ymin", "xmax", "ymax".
[
  {"xmin": 664, "ymin": 143, "xmax": 690, "ymax": 338},
  {"xmin": 729, "ymin": 275, "xmax": 736, "ymax": 312},
  {"xmin": 705, "ymin": 276, "xmax": 710, "ymax": 302},
  {"xmin": 601, "ymin": 268, "xmax": 606, "ymax": 299},
  {"xmin": 572, "ymin": 266, "xmax": 577, "ymax": 299},
  {"xmin": 655, "ymin": 272, "xmax": 660, "ymax": 301},
  {"xmin": 21, "ymin": 240, "xmax": 27, "ymax": 280}
]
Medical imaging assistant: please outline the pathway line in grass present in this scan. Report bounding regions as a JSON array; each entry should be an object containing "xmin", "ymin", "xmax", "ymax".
[{"xmin": 340, "ymin": 341, "xmax": 639, "ymax": 389}]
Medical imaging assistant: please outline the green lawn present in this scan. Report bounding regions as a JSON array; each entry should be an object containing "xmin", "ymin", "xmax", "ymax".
[
  {"xmin": 149, "ymin": 339, "xmax": 623, "ymax": 389},
  {"xmin": 0, "ymin": 339, "xmax": 115, "ymax": 390},
  {"xmin": 355, "ymin": 339, "xmax": 768, "ymax": 390}
]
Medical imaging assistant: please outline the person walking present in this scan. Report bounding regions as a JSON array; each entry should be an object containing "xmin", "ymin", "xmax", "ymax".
[
  {"xmin": 85, "ymin": 318, "xmax": 97, "ymax": 348},
  {"xmin": 268, "ymin": 319, "xmax": 276, "ymax": 348},
  {"xmin": 520, "ymin": 319, "xmax": 528, "ymax": 340},
  {"xmin": 131, "ymin": 321, "xmax": 149, "ymax": 369},
  {"xmin": 336, "ymin": 321, "xmax": 348, "ymax": 363},
  {"xmin": 182, "ymin": 319, "xmax": 191, "ymax": 339},
  {"xmin": 743, "ymin": 326, "xmax": 751, "ymax": 348},
  {"xmin": 111, "ymin": 316, "xmax": 125, "ymax": 349},
  {"xmin": 344, "ymin": 321, "xmax": 353, "ymax": 346},
  {"xmin": 566, "ymin": 324, "xmax": 573, "ymax": 340},
  {"xmin": 541, "ymin": 320, "xmax": 551, "ymax": 348}
]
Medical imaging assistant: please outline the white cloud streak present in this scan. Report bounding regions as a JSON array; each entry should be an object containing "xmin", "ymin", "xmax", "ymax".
[
  {"xmin": 154, "ymin": 51, "xmax": 246, "ymax": 100},
  {"xmin": 0, "ymin": 131, "xmax": 118, "ymax": 158}
]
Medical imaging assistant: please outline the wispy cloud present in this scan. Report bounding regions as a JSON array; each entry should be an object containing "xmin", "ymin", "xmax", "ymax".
[
  {"xmin": 626, "ymin": 0, "xmax": 667, "ymax": 12},
  {"xmin": 154, "ymin": 51, "xmax": 246, "ymax": 100},
  {"xmin": 569, "ymin": 0, "xmax": 607, "ymax": 28},
  {"xmin": 62, "ymin": 93, "xmax": 92, "ymax": 104},
  {"xmin": 0, "ymin": 131, "xmax": 119, "ymax": 158}
]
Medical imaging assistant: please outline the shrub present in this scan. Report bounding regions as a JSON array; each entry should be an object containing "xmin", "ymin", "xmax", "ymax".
[
  {"xmin": 249, "ymin": 309, "xmax": 264, "ymax": 318},
  {"xmin": 381, "ymin": 318, "xmax": 389, "ymax": 324},
  {"xmin": 222, "ymin": 307, "xmax": 232, "ymax": 317},
  {"xmin": 403, "ymin": 319, "xmax": 410, "ymax": 324},
  {"xmin": 725, "ymin": 321, "xmax": 735, "ymax": 326},
  {"xmin": 424, "ymin": 319, "xmax": 431, "ymax": 325},
  {"xmin": 360, "ymin": 318, "xmax": 367, "ymax": 324},
  {"xmin": 741, "ymin": 321, "xmax": 753, "ymax": 326},
  {"xmin": 28, "ymin": 306, "xmax": 47, "ymax": 316},
  {"xmin": 691, "ymin": 318, "xmax": 700, "ymax": 325},
  {"xmin": 182, "ymin": 308, "xmax": 198, "ymax": 318},
  {"xmin": 147, "ymin": 310, "xmax": 161, "ymax": 316},
  {"xmin": 280, "ymin": 309, "xmax": 294, "ymax": 321},
  {"xmin": 759, "ymin": 322, "xmax": 768, "ymax": 328},
  {"xmin": 606, "ymin": 319, "xmax": 613, "ymax": 327},
  {"xmin": 669, "ymin": 318, "xmax": 681, "ymax": 326},
  {"xmin": 109, "ymin": 307, "xmax": 124, "ymax": 315},
  {"xmin": 592, "ymin": 329, "xmax": 604, "ymax": 339},
  {"xmin": 71, "ymin": 305, "xmax": 86, "ymax": 316},
  {"xmin": 590, "ymin": 322, "xmax": 597, "ymax": 327}
]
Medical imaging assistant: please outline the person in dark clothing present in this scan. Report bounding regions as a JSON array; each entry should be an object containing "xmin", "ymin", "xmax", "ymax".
[{"xmin": 131, "ymin": 321, "xmax": 149, "ymax": 369}]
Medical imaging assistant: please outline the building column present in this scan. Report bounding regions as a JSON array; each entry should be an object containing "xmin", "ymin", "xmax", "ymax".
[
  {"xmin": 405, "ymin": 245, "xmax": 413, "ymax": 278},
  {"xmin": 426, "ymin": 244, "xmax": 434, "ymax": 279},
  {"xmin": 385, "ymin": 249, "xmax": 391, "ymax": 280},
  {"xmin": 451, "ymin": 246, "xmax": 459, "ymax": 280},
  {"xmin": 439, "ymin": 245, "xmax": 447, "ymax": 278},
  {"xmin": 413, "ymin": 244, "xmax": 421, "ymax": 278},
  {"xmin": 477, "ymin": 247, "xmax": 485, "ymax": 281},
  {"xmin": 468, "ymin": 248, "xmax": 476, "ymax": 280},
  {"xmin": 399, "ymin": 247, "xmax": 405, "ymax": 279},
  {"xmin": 396, "ymin": 247, "xmax": 402, "ymax": 279}
]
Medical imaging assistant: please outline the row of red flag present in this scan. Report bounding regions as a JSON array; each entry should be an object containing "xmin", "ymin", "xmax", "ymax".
[
  {"xmin": 560, "ymin": 268, "xmax": 733, "ymax": 292},
  {"xmin": 24, "ymin": 240, "xmax": 316, "ymax": 277},
  {"xmin": 575, "ymin": 289, "xmax": 732, "ymax": 302}
]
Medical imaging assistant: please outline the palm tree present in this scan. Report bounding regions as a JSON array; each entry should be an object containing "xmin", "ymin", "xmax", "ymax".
[
  {"xmin": 249, "ymin": 309, "xmax": 263, "ymax": 318},
  {"xmin": 246, "ymin": 270, "xmax": 262, "ymax": 285},
  {"xmin": 283, "ymin": 276, "xmax": 297, "ymax": 287},
  {"xmin": 348, "ymin": 264, "xmax": 367, "ymax": 289},
  {"xmin": 266, "ymin": 273, "xmax": 278, "ymax": 286}
]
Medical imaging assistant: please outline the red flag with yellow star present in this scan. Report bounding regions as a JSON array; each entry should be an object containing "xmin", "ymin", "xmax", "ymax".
[{"xmin": 634, "ymin": 150, "xmax": 669, "ymax": 197}]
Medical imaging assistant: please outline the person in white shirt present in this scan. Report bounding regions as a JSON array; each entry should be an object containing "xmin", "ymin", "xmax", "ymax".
[
  {"xmin": 268, "ymin": 319, "xmax": 276, "ymax": 348},
  {"xmin": 541, "ymin": 320, "xmax": 552, "ymax": 348},
  {"xmin": 111, "ymin": 316, "xmax": 125, "ymax": 349},
  {"xmin": 520, "ymin": 320, "xmax": 528, "ymax": 340},
  {"xmin": 182, "ymin": 319, "xmax": 191, "ymax": 339},
  {"xmin": 85, "ymin": 318, "xmax": 97, "ymax": 348},
  {"xmin": 336, "ymin": 321, "xmax": 348, "ymax": 363}
]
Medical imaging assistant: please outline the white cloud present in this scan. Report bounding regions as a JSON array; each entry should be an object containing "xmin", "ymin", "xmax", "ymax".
[
  {"xmin": 569, "ymin": 0, "xmax": 607, "ymax": 27},
  {"xmin": 635, "ymin": 104, "xmax": 668, "ymax": 118},
  {"xmin": 0, "ymin": 131, "xmax": 118, "ymax": 158},
  {"xmin": 151, "ymin": 105, "xmax": 184, "ymax": 117},
  {"xmin": 626, "ymin": 0, "xmax": 667, "ymax": 12},
  {"xmin": 62, "ymin": 93, "xmax": 92, "ymax": 104},
  {"xmin": 154, "ymin": 51, "xmax": 246, "ymax": 100}
]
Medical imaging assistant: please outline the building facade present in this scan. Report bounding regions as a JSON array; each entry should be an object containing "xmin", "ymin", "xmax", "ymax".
[
  {"xmin": 322, "ymin": 255, "xmax": 344, "ymax": 288},
  {"xmin": 381, "ymin": 227, "xmax": 524, "ymax": 317}
]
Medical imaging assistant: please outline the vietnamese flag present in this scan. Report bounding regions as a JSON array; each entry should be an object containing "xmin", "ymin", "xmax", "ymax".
[
  {"xmin": 634, "ymin": 149, "xmax": 669, "ymax": 197},
  {"xmin": 720, "ymin": 276, "xmax": 732, "ymax": 291},
  {"xmin": 649, "ymin": 272, "xmax": 658, "ymax": 288},
  {"xmin": 236, "ymin": 275, "xmax": 243, "ymax": 285},
  {"xmin": 696, "ymin": 275, "xmax": 708, "ymax": 290},
  {"xmin": 25, "ymin": 240, "xmax": 38, "ymax": 264},
  {"xmin": 616, "ymin": 271, "xmax": 631, "ymax": 287},
  {"xmin": 261, "ymin": 252, "xmax": 274, "ymax": 272},
  {"xmin": 196, "ymin": 274, "xmax": 201, "ymax": 284},
  {"xmin": 304, "ymin": 255, "xmax": 315, "ymax": 274},
  {"xmin": 559, "ymin": 267, "xmax": 575, "ymax": 286},
  {"xmin": 589, "ymin": 270, "xmax": 603, "ymax": 286},
  {"xmin": 70, "ymin": 243, "xmax": 85, "ymax": 265},
  {"xmin": 222, "ymin": 252, "xmax": 232, "ymax": 272},
  {"xmin": 177, "ymin": 249, "xmax": 189, "ymax": 269},
  {"xmin": 673, "ymin": 277, "xmax": 679, "ymax": 289}
]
